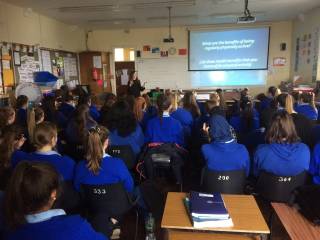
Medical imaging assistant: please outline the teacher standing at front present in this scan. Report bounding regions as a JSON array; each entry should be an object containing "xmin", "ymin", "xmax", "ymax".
[{"xmin": 127, "ymin": 71, "xmax": 145, "ymax": 98}]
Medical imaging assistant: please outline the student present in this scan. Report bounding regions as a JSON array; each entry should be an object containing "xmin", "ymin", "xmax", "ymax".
[
  {"xmin": 295, "ymin": 92, "xmax": 318, "ymax": 120},
  {"xmin": 133, "ymin": 96, "xmax": 147, "ymax": 124},
  {"xmin": 201, "ymin": 115, "xmax": 250, "ymax": 176},
  {"xmin": 4, "ymin": 161, "xmax": 107, "ymax": 240},
  {"xmin": 58, "ymin": 94, "xmax": 75, "ymax": 120},
  {"xmin": 78, "ymin": 94, "xmax": 100, "ymax": 122},
  {"xmin": 107, "ymin": 100, "xmax": 144, "ymax": 157},
  {"xmin": 208, "ymin": 92, "xmax": 225, "ymax": 117},
  {"xmin": 229, "ymin": 100, "xmax": 260, "ymax": 134},
  {"xmin": 216, "ymin": 89, "xmax": 227, "ymax": 112},
  {"xmin": 66, "ymin": 104, "xmax": 97, "ymax": 145},
  {"xmin": 145, "ymin": 94, "xmax": 184, "ymax": 147},
  {"xmin": 140, "ymin": 94, "xmax": 158, "ymax": 130},
  {"xmin": 13, "ymin": 122, "xmax": 76, "ymax": 181},
  {"xmin": 0, "ymin": 107, "xmax": 16, "ymax": 134},
  {"xmin": 74, "ymin": 126, "xmax": 133, "ymax": 193},
  {"xmin": 100, "ymin": 93, "xmax": 117, "ymax": 127},
  {"xmin": 277, "ymin": 93, "xmax": 313, "ymax": 147},
  {"xmin": 27, "ymin": 107, "xmax": 45, "ymax": 144},
  {"xmin": 42, "ymin": 95, "xmax": 68, "ymax": 129},
  {"xmin": 181, "ymin": 91, "xmax": 200, "ymax": 119},
  {"xmin": 15, "ymin": 95, "xmax": 29, "ymax": 127},
  {"xmin": 0, "ymin": 126, "xmax": 27, "ymax": 190},
  {"xmin": 254, "ymin": 111, "xmax": 310, "ymax": 176},
  {"xmin": 171, "ymin": 94, "xmax": 194, "ymax": 139},
  {"xmin": 127, "ymin": 71, "xmax": 145, "ymax": 98},
  {"xmin": 260, "ymin": 86, "xmax": 280, "ymax": 111}
]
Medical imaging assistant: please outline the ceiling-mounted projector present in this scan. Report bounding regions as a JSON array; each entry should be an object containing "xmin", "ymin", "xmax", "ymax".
[
  {"xmin": 237, "ymin": 0, "xmax": 256, "ymax": 24},
  {"xmin": 237, "ymin": 15, "xmax": 256, "ymax": 24},
  {"xmin": 163, "ymin": 37, "xmax": 174, "ymax": 43},
  {"xmin": 163, "ymin": 6, "xmax": 174, "ymax": 43}
]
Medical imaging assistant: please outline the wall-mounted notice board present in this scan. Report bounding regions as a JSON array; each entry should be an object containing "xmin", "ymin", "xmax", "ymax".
[{"xmin": 39, "ymin": 48, "xmax": 80, "ymax": 89}]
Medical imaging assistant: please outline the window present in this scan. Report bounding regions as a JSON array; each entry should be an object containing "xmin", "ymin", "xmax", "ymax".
[
  {"xmin": 114, "ymin": 48, "xmax": 124, "ymax": 62},
  {"xmin": 130, "ymin": 50, "xmax": 135, "ymax": 61}
]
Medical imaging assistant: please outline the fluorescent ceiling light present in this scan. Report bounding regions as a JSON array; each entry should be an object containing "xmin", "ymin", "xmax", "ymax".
[
  {"xmin": 147, "ymin": 14, "xmax": 198, "ymax": 21},
  {"xmin": 88, "ymin": 18, "xmax": 136, "ymax": 25},
  {"xmin": 134, "ymin": 0, "xmax": 195, "ymax": 9}
]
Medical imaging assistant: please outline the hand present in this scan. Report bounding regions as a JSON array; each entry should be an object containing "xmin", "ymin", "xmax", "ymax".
[
  {"xmin": 15, "ymin": 136, "xmax": 26, "ymax": 149},
  {"xmin": 202, "ymin": 123, "xmax": 209, "ymax": 135}
]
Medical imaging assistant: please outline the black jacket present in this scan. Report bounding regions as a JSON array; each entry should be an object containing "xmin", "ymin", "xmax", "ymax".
[{"xmin": 128, "ymin": 80, "xmax": 145, "ymax": 98}]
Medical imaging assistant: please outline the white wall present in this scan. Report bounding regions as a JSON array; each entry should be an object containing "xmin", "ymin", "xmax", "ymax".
[
  {"xmin": 291, "ymin": 7, "xmax": 320, "ymax": 84},
  {"xmin": 0, "ymin": 1, "xmax": 86, "ymax": 52},
  {"xmin": 88, "ymin": 21, "xmax": 293, "ymax": 95}
]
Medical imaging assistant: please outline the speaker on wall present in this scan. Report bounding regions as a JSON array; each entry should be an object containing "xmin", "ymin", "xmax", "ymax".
[
  {"xmin": 136, "ymin": 50, "xmax": 141, "ymax": 58},
  {"xmin": 280, "ymin": 43, "xmax": 287, "ymax": 51}
]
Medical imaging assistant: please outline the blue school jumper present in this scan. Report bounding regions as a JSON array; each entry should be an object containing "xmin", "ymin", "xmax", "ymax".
[
  {"xmin": 295, "ymin": 104, "xmax": 318, "ymax": 120},
  {"xmin": 145, "ymin": 113, "xmax": 184, "ymax": 147},
  {"xmin": 66, "ymin": 119, "xmax": 97, "ymax": 144},
  {"xmin": 171, "ymin": 108, "xmax": 194, "ymax": 138},
  {"xmin": 201, "ymin": 140, "xmax": 250, "ymax": 176},
  {"xmin": 253, "ymin": 143, "xmax": 310, "ymax": 176},
  {"xmin": 59, "ymin": 102, "xmax": 75, "ymax": 119},
  {"xmin": 74, "ymin": 154, "xmax": 134, "ymax": 193},
  {"xmin": 90, "ymin": 106, "xmax": 101, "ymax": 122},
  {"xmin": 12, "ymin": 151, "xmax": 75, "ymax": 181},
  {"xmin": 229, "ymin": 109, "xmax": 260, "ymax": 134},
  {"xmin": 140, "ymin": 106, "xmax": 158, "ymax": 130},
  {"xmin": 16, "ymin": 108, "xmax": 27, "ymax": 127},
  {"xmin": 109, "ymin": 124, "xmax": 144, "ymax": 157},
  {"xmin": 5, "ymin": 210, "xmax": 107, "ymax": 240},
  {"xmin": 260, "ymin": 97, "xmax": 273, "ymax": 111},
  {"xmin": 310, "ymin": 143, "xmax": 320, "ymax": 184}
]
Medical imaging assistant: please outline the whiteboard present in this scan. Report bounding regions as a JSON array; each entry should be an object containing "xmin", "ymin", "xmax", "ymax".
[{"xmin": 136, "ymin": 57, "xmax": 191, "ymax": 90}]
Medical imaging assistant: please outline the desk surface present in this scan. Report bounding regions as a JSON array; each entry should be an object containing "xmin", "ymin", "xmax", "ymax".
[
  {"xmin": 167, "ymin": 230, "xmax": 260, "ymax": 240},
  {"xmin": 161, "ymin": 192, "xmax": 270, "ymax": 234},
  {"xmin": 272, "ymin": 203, "xmax": 320, "ymax": 240}
]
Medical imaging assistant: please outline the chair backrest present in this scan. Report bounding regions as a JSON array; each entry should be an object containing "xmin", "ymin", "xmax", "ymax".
[
  {"xmin": 108, "ymin": 145, "xmax": 136, "ymax": 170},
  {"xmin": 80, "ymin": 182, "xmax": 132, "ymax": 217},
  {"xmin": 200, "ymin": 168, "xmax": 246, "ymax": 194},
  {"xmin": 54, "ymin": 181, "xmax": 81, "ymax": 214},
  {"xmin": 256, "ymin": 171, "xmax": 307, "ymax": 203}
]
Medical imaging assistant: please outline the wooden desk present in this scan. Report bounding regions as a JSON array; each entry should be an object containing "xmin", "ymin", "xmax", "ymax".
[
  {"xmin": 167, "ymin": 230, "xmax": 260, "ymax": 240},
  {"xmin": 272, "ymin": 203, "xmax": 320, "ymax": 240},
  {"xmin": 161, "ymin": 192, "xmax": 269, "ymax": 239}
]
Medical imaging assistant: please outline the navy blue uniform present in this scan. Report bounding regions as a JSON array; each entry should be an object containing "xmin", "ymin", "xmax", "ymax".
[
  {"xmin": 59, "ymin": 103, "xmax": 75, "ymax": 119},
  {"xmin": 171, "ymin": 108, "xmax": 194, "ymax": 138},
  {"xmin": 295, "ymin": 104, "xmax": 318, "ymax": 120}
]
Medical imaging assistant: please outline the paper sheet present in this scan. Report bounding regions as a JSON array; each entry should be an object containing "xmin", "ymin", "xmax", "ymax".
[
  {"xmin": 121, "ymin": 69, "xmax": 129, "ymax": 85},
  {"xmin": 64, "ymin": 57, "xmax": 78, "ymax": 81},
  {"xmin": 17, "ymin": 55, "xmax": 40, "ymax": 83},
  {"xmin": 41, "ymin": 50, "xmax": 52, "ymax": 73},
  {"xmin": 93, "ymin": 56, "xmax": 102, "ymax": 68}
]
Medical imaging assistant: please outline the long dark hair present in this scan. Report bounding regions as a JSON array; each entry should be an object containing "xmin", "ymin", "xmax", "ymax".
[
  {"xmin": 240, "ymin": 100, "xmax": 254, "ymax": 132},
  {"xmin": 16, "ymin": 95, "xmax": 28, "ymax": 109},
  {"xmin": 157, "ymin": 94, "xmax": 172, "ymax": 123},
  {"xmin": 107, "ymin": 100, "xmax": 137, "ymax": 137},
  {"xmin": 182, "ymin": 91, "xmax": 200, "ymax": 118},
  {"xmin": 4, "ymin": 161, "xmax": 61, "ymax": 229},
  {"xmin": 0, "ymin": 107, "xmax": 15, "ymax": 131},
  {"xmin": 74, "ymin": 104, "xmax": 94, "ymax": 140},
  {"xmin": 266, "ymin": 111, "xmax": 299, "ymax": 144}
]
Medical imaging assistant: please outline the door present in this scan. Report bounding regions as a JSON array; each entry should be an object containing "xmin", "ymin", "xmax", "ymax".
[{"xmin": 115, "ymin": 61, "xmax": 135, "ymax": 97}]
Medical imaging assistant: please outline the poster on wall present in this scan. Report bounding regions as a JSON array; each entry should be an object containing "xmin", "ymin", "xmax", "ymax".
[
  {"xmin": 312, "ymin": 27, "xmax": 320, "ymax": 82},
  {"xmin": 273, "ymin": 57, "xmax": 286, "ymax": 67}
]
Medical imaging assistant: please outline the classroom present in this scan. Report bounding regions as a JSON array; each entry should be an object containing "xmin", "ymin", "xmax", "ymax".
[{"xmin": 0, "ymin": 0, "xmax": 320, "ymax": 240}]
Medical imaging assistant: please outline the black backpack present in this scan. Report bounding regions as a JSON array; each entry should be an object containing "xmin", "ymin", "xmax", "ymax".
[{"xmin": 290, "ymin": 185, "xmax": 320, "ymax": 225}]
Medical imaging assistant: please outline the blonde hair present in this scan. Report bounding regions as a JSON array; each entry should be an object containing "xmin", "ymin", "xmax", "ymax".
[
  {"xmin": 285, "ymin": 94, "xmax": 296, "ymax": 114},
  {"xmin": 27, "ymin": 107, "xmax": 45, "ymax": 143},
  {"xmin": 85, "ymin": 126, "xmax": 109, "ymax": 175}
]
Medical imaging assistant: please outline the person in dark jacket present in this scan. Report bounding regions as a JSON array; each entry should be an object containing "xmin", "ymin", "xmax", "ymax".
[
  {"xmin": 3, "ymin": 161, "xmax": 106, "ymax": 240},
  {"xmin": 15, "ymin": 95, "xmax": 29, "ymax": 128},
  {"xmin": 254, "ymin": 111, "xmax": 310, "ymax": 177},
  {"xmin": 127, "ymin": 71, "xmax": 145, "ymax": 98}
]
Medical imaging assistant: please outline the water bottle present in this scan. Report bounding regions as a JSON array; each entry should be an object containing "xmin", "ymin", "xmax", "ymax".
[{"xmin": 145, "ymin": 213, "xmax": 156, "ymax": 240}]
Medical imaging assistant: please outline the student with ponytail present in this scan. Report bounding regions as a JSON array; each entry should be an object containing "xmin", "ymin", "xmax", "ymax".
[
  {"xmin": 12, "ymin": 122, "xmax": 76, "ymax": 181},
  {"xmin": 27, "ymin": 107, "xmax": 45, "ymax": 144},
  {"xmin": 74, "ymin": 125, "xmax": 133, "ymax": 193},
  {"xmin": 145, "ymin": 94, "xmax": 184, "ymax": 146},
  {"xmin": 4, "ymin": 161, "xmax": 107, "ymax": 240}
]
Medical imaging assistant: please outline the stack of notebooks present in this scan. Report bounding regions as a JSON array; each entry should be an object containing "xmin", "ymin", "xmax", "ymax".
[{"xmin": 184, "ymin": 191, "xmax": 234, "ymax": 228}]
